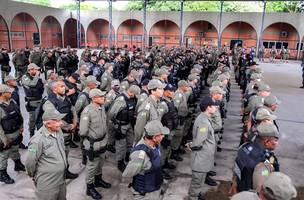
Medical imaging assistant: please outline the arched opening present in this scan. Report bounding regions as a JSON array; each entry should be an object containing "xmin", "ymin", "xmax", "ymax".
[
  {"xmin": 87, "ymin": 19, "xmax": 113, "ymax": 48},
  {"xmin": 117, "ymin": 19, "xmax": 143, "ymax": 49},
  {"xmin": 41, "ymin": 16, "xmax": 62, "ymax": 48},
  {"xmin": 63, "ymin": 18, "xmax": 85, "ymax": 48},
  {"xmin": 184, "ymin": 20, "xmax": 218, "ymax": 48},
  {"xmin": 221, "ymin": 21, "xmax": 257, "ymax": 51},
  {"xmin": 262, "ymin": 22, "xmax": 299, "ymax": 59},
  {"xmin": 149, "ymin": 20, "xmax": 180, "ymax": 48},
  {"xmin": 0, "ymin": 15, "xmax": 10, "ymax": 50},
  {"xmin": 11, "ymin": 12, "xmax": 39, "ymax": 50}
]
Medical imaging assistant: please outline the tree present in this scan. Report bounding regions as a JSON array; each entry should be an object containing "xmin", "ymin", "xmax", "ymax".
[
  {"xmin": 59, "ymin": 3, "xmax": 106, "ymax": 11},
  {"xmin": 266, "ymin": 2, "xmax": 302, "ymax": 13},
  {"xmin": 14, "ymin": 0, "xmax": 51, "ymax": 7}
]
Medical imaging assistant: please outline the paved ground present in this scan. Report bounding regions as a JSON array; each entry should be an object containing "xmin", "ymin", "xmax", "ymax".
[{"xmin": 0, "ymin": 58, "xmax": 303, "ymax": 199}]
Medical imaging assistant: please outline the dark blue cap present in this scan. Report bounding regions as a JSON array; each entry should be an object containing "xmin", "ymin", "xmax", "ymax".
[
  {"xmin": 141, "ymin": 79, "xmax": 150, "ymax": 86},
  {"xmin": 199, "ymin": 96, "xmax": 218, "ymax": 110},
  {"xmin": 71, "ymin": 73, "xmax": 80, "ymax": 83},
  {"xmin": 164, "ymin": 84, "xmax": 176, "ymax": 91}
]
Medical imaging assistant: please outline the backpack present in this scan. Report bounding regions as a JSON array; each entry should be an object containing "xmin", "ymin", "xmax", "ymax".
[{"xmin": 34, "ymin": 96, "xmax": 48, "ymax": 130}]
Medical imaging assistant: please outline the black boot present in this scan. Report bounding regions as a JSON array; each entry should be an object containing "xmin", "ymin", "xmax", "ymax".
[
  {"xmin": 94, "ymin": 175, "xmax": 111, "ymax": 188},
  {"xmin": 86, "ymin": 183, "xmax": 102, "ymax": 199},
  {"xmin": 30, "ymin": 130, "xmax": 35, "ymax": 137},
  {"xmin": 0, "ymin": 169, "xmax": 14, "ymax": 184},
  {"xmin": 162, "ymin": 169, "xmax": 173, "ymax": 180},
  {"xmin": 178, "ymin": 147, "xmax": 186, "ymax": 155},
  {"xmin": 19, "ymin": 143, "xmax": 28, "ymax": 149},
  {"xmin": 106, "ymin": 144, "xmax": 116, "ymax": 153},
  {"xmin": 163, "ymin": 159, "xmax": 176, "ymax": 170},
  {"xmin": 170, "ymin": 150, "xmax": 183, "ymax": 162},
  {"xmin": 14, "ymin": 159, "xmax": 25, "ymax": 172},
  {"xmin": 117, "ymin": 160, "xmax": 126, "ymax": 172},
  {"xmin": 205, "ymin": 175, "xmax": 217, "ymax": 186},
  {"xmin": 82, "ymin": 154, "xmax": 87, "ymax": 165},
  {"xmin": 207, "ymin": 171, "xmax": 217, "ymax": 177},
  {"xmin": 66, "ymin": 168, "xmax": 78, "ymax": 179},
  {"xmin": 73, "ymin": 132, "xmax": 80, "ymax": 142}
]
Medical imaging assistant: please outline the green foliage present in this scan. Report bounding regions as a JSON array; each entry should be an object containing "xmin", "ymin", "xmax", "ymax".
[
  {"xmin": 59, "ymin": 3, "xmax": 105, "ymax": 11},
  {"xmin": 266, "ymin": 2, "xmax": 302, "ymax": 13},
  {"xmin": 13, "ymin": 0, "xmax": 51, "ymax": 7}
]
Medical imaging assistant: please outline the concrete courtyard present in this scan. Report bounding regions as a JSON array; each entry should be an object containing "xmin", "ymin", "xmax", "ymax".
[{"xmin": 0, "ymin": 58, "xmax": 303, "ymax": 200}]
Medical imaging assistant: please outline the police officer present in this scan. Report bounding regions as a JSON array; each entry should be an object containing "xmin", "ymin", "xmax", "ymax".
[
  {"xmin": 100, "ymin": 63, "xmax": 113, "ymax": 92},
  {"xmin": 29, "ymin": 46, "xmax": 43, "ymax": 69},
  {"xmin": 104, "ymin": 79, "xmax": 120, "ymax": 110},
  {"xmin": 108, "ymin": 85, "xmax": 140, "ymax": 172},
  {"xmin": 300, "ymin": 57, "xmax": 304, "ymax": 88},
  {"xmin": 13, "ymin": 48, "xmax": 28, "ymax": 84},
  {"xmin": 171, "ymin": 80, "xmax": 190, "ymax": 161},
  {"xmin": 0, "ymin": 84, "xmax": 24, "ymax": 184},
  {"xmin": 231, "ymin": 191, "xmax": 260, "ymax": 200},
  {"xmin": 0, "ymin": 48, "xmax": 11, "ymax": 82},
  {"xmin": 187, "ymin": 96, "xmax": 217, "ymax": 200},
  {"xmin": 122, "ymin": 120, "xmax": 169, "ymax": 200},
  {"xmin": 134, "ymin": 79, "xmax": 165, "ymax": 144},
  {"xmin": 25, "ymin": 109, "xmax": 67, "ymax": 200},
  {"xmin": 4, "ymin": 75, "xmax": 20, "ymax": 106},
  {"xmin": 43, "ymin": 80, "xmax": 78, "ymax": 179},
  {"xmin": 230, "ymin": 123, "xmax": 280, "ymax": 194},
  {"xmin": 42, "ymin": 51, "xmax": 56, "ymax": 79},
  {"xmin": 79, "ymin": 89, "xmax": 111, "ymax": 200},
  {"xmin": 22, "ymin": 63, "xmax": 44, "ymax": 136}
]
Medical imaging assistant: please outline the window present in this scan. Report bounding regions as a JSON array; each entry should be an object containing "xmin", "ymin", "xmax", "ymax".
[
  {"xmin": 208, "ymin": 23, "xmax": 212, "ymax": 30},
  {"xmin": 263, "ymin": 41, "xmax": 269, "ymax": 48},
  {"xmin": 296, "ymin": 43, "xmax": 303, "ymax": 51},
  {"xmin": 275, "ymin": 42, "xmax": 282, "ymax": 49},
  {"xmin": 282, "ymin": 42, "xmax": 288, "ymax": 49},
  {"xmin": 269, "ymin": 42, "xmax": 275, "ymax": 48},
  {"xmin": 11, "ymin": 31, "xmax": 24, "ymax": 38}
]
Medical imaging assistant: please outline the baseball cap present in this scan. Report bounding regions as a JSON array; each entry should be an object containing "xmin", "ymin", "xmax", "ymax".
[
  {"xmin": 147, "ymin": 79, "xmax": 166, "ymax": 90},
  {"xmin": 0, "ymin": 84, "xmax": 13, "ymax": 93},
  {"xmin": 231, "ymin": 191, "xmax": 260, "ymax": 200},
  {"xmin": 164, "ymin": 84, "xmax": 176, "ymax": 92},
  {"xmin": 144, "ymin": 120, "xmax": 170, "ymax": 136},
  {"xmin": 217, "ymin": 74, "xmax": 228, "ymax": 82},
  {"xmin": 27, "ymin": 63, "xmax": 40, "ymax": 70},
  {"xmin": 178, "ymin": 80, "xmax": 189, "ymax": 88},
  {"xmin": 258, "ymin": 83, "xmax": 271, "ymax": 92},
  {"xmin": 264, "ymin": 95, "xmax": 281, "ymax": 107},
  {"xmin": 255, "ymin": 108, "xmax": 277, "ymax": 121},
  {"xmin": 86, "ymin": 75, "xmax": 100, "ymax": 86},
  {"xmin": 71, "ymin": 73, "xmax": 81, "ymax": 83},
  {"xmin": 209, "ymin": 86, "xmax": 225, "ymax": 95},
  {"xmin": 263, "ymin": 172, "xmax": 297, "ymax": 200},
  {"xmin": 199, "ymin": 96, "xmax": 218, "ymax": 110},
  {"xmin": 128, "ymin": 85, "xmax": 141, "ymax": 96},
  {"xmin": 188, "ymin": 74, "xmax": 200, "ymax": 81},
  {"xmin": 42, "ymin": 109, "xmax": 66, "ymax": 121},
  {"xmin": 89, "ymin": 89, "xmax": 106, "ymax": 98},
  {"xmin": 257, "ymin": 123, "xmax": 280, "ymax": 138},
  {"xmin": 4, "ymin": 75, "xmax": 16, "ymax": 83},
  {"xmin": 111, "ymin": 79, "xmax": 120, "ymax": 87}
]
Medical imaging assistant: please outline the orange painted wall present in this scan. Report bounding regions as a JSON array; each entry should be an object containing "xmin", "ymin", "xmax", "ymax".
[
  {"xmin": 0, "ymin": 15, "xmax": 9, "ymax": 50},
  {"xmin": 117, "ymin": 19, "xmax": 143, "ymax": 49},
  {"xmin": 149, "ymin": 20, "xmax": 180, "ymax": 48},
  {"xmin": 64, "ymin": 18, "xmax": 85, "ymax": 48},
  {"xmin": 87, "ymin": 19, "xmax": 113, "ymax": 48},
  {"xmin": 263, "ymin": 23, "xmax": 299, "ymax": 59},
  {"xmin": 11, "ymin": 13, "xmax": 39, "ymax": 50},
  {"xmin": 221, "ymin": 22, "xmax": 257, "ymax": 49},
  {"xmin": 41, "ymin": 16, "xmax": 62, "ymax": 48},
  {"xmin": 184, "ymin": 21, "xmax": 218, "ymax": 47}
]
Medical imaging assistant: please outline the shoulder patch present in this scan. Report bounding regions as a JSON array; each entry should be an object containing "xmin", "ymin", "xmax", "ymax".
[
  {"xmin": 178, "ymin": 93, "xmax": 182, "ymax": 98},
  {"xmin": 28, "ymin": 145, "xmax": 37, "ymax": 154},
  {"xmin": 145, "ymin": 103, "xmax": 150, "ymax": 110},
  {"xmin": 261, "ymin": 169, "xmax": 269, "ymax": 177},
  {"xmin": 199, "ymin": 127, "xmax": 207, "ymax": 134},
  {"xmin": 118, "ymin": 96, "xmax": 124, "ymax": 101},
  {"xmin": 138, "ymin": 150, "xmax": 145, "ymax": 159},
  {"xmin": 82, "ymin": 116, "xmax": 88, "ymax": 121}
]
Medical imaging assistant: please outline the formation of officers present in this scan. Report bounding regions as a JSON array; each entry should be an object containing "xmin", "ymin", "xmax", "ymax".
[{"xmin": 0, "ymin": 44, "xmax": 297, "ymax": 200}]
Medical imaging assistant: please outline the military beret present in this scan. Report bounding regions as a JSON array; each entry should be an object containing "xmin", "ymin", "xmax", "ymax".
[
  {"xmin": 263, "ymin": 172, "xmax": 297, "ymax": 200},
  {"xmin": 89, "ymin": 89, "xmax": 106, "ymax": 98},
  {"xmin": 231, "ymin": 191, "xmax": 260, "ymax": 200},
  {"xmin": 27, "ymin": 63, "xmax": 40, "ymax": 70},
  {"xmin": 257, "ymin": 123, "xmax": 280, "ymax": 138},
  {"xmin": 0, "ymin": 84, "xmax": 13, "ymax": 93},
  {"xmin": 144, "ymin": 120, "xmax": 169, "ymax": 136},
  {"xmin": 148, "ymin": 79, "xmax": 166, "ymax": 90}
]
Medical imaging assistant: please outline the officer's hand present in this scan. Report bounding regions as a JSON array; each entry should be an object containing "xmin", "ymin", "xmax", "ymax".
[
  {"xmin": 70, "ymin": 123, "xmax": 77, "ymax": 131},
  {"xmin": 19, "ymin": 127, "xmax": 24, "ymax": 135},
  {"xmin": 3, "ymin": 138, "xmax": 12, "ymax": 148},
  {"xmin": 66, "ymin": 88, "xmax": 76, "ymax": 96},
  {"xmin": 185, "ymin": 142, "xmax": 192, "ymax": 152}
]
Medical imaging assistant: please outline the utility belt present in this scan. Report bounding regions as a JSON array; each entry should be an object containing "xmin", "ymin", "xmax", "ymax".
[
  {"xmin": 214, "ymin": 131, "xmax": 221, "ymax": 134},
  {"xmin": 84, "ymin": 135, "xmax": 107, "ymax": 161},
  {"xmin": 0, "ymin": 135, "xmax": 22, "ymax": 152},
  {"xmin": 191, "ymin": 146, "xmax": 202, "ymax": 151}
]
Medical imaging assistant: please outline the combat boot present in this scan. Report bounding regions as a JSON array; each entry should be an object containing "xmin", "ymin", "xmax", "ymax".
[
  {"xmin": 14, "ymin": 159, "xmax": 25, "ymax": 172},
  {"xmin": 86, "ymin": 183, "xmax": 102, "ymax": 199},
  {"xmin": 94, "ymin": 175, "xmax": 111, "ymax": 188},
  {"xmin": 170, "ymin": 150, "xmax": 183, "ymax": 162},
  {"xmin": 0, "ymin": 169, "xmax": 14, "ymax": 184},
  {"xmin": 205, "ymin": 175, "xmax": 217, "ymax": 186},
  {"xmin": 65, "ymin": 167, "xmax": 78, "ymax": 179},
  {"xmin": 117, "ymin": 160, "xmax": 126, "ymax": 172}
]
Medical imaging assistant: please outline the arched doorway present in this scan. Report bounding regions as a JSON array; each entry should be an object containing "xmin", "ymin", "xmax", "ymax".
[
  {"xmin": 262, "ymin": 22, "xmax": 299, "ymax": 59},
  {"xmin": 87, "ymin": 19, "xmax": 113, "ymax": 48},
  {"xmin": 11, "ymin": 12, "xmax": 39, "ymax": 50},
  {"xmin": 149, "ymin": 20, "xmax": 180, "ymax": 48},
  {"xmin": 221, "ymin": 21, "xmax": 257, "ymax": 51},
  {"xmin": 117, "ymin": 19, "xmax": 143, "ymax": 49},
  {"xmin": 184, "ymin": 20, "xmax": 218, "ymax": 48},
  {"xmin": 63, "ymin": 18, "xmax": 85, "ymax": 48},
  {"xmin": 41, "ymin": 16, "xmax": 62, "ymax": 48},
  {"xmin": 0, "ymin": 15, "xmax": 10, "ymax": 50}
]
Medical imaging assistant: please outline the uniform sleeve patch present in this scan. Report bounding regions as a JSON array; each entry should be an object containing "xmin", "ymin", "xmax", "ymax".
[
  {"xmin": 138, "ymin": 150, "xmax": 145, "ymax": 159},
  {"xmin": 141, "ymin": 112, "xmax": 147, "ymax": 116},
  {"xmin": 145, "ymin": 103, "xmax": 150, "ymax": 110},
  {"xmin": 82, "ymin": 116, "xmax": 88, "ymax": 120},
  {"xmin": 262, "ymin": 169, "xmax": 269, "ymax": 177},
  {"xmin": 199, "ymin": 127, "xmax": 207, "ymax": 134},
  {"xmin": 28, "ymin": 145, "xmax": 37, "ymax": 154}
]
